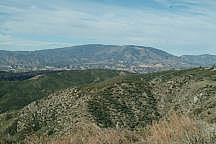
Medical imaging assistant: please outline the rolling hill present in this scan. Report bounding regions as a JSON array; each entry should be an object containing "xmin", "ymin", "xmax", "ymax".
[
  {"xmin": 0, "ymin": 68, "xmax": 215, "ymax": 143},
  {"xmin": 0, "ymin": 69, "xmax": 122, "ymax": 113},
  {"xmin": 180, "ymin": 54, "xmax": 216, "ymax": 66}
]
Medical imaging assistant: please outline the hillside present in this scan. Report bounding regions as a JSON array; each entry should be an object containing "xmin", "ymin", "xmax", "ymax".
[
  {"xmin": 0, "ymin": 68, "xmax": 215, "ymax": 143},
  {"xmin": 0, "ymin": 69, "xmax": 122, "ymax": 113},
  {"xmin": 1, "ymin": 45, "xmax": 216, "ymax": 73},
  {"xmin": 180, "ymin": 54, "xmax": 216, "ymax": 66},
  {"xmin": 0, "ymin": 44, "xmax": 193, "ymax": 73}
]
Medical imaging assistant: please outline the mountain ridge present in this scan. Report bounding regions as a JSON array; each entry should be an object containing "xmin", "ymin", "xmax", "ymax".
[
  {"xmin": 1, "ymin": 44, "xmax": 215, "ymax": 72},
  {"xmin": 0, "ymin": 44, "xmax": 216, "ymax": 73}
]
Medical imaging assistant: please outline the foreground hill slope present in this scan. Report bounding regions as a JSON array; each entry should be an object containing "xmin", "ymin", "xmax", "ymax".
[{"xmin": 0, "ymin": 68, "xmax": 215, "ymax": 143}]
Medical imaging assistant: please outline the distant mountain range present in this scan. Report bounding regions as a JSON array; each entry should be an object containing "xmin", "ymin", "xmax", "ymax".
[{"xmin": 0, "ymin": 44, "xmax": 215, "ymax": 72}]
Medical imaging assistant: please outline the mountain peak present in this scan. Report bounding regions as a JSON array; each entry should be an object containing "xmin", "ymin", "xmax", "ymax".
[{"xmin": 0, "ymin": 44, "xmax": 215, "ymax": 72}]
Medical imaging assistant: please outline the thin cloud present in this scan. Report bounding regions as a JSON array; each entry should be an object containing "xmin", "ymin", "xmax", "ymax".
[{"xmin": 0, "ymin": 0, "xmax": 215, "ymax": 55}]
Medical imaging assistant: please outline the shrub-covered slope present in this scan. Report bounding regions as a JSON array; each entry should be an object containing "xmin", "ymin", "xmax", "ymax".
[
  {"xmin": 0, "ymin": 69, "xmax": 122, "ymax": 113},
  {"xmin": 0, "ymin": 68, "xmax": 216, "ymax": 143}
]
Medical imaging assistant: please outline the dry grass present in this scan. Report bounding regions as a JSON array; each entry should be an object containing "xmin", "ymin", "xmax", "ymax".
[
  {"xmin": 24, "ymin": 123, "xmax": 143, "ymax": 144},
  {"xmin": 49, "ymin": 124, "xmax": 142, "ymax": 144},
  {"xmin": 146, "ymin": 112, "xmax": 216, "ymax": 144},
  {"xmin": 24, "ymin": 113, "xmax": 216, "ymax": 144}
]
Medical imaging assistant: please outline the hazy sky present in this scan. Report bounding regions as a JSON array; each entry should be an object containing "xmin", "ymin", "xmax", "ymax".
[{"xmin": 0, "ymin": 0, "xmax": 215, "ymax": 55}]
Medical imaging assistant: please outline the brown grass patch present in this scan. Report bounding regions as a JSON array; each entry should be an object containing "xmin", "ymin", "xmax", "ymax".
[
  {"xmin": 146, "ymin": 112, "xmax": 216, "ymax": 144},
  {"xmin": 24, "ymin": 113, "xmax": 215, "ymax": 144},
  {"xmin": 24, "ymin": 123, "xmax": 143, "ymax": 144}
]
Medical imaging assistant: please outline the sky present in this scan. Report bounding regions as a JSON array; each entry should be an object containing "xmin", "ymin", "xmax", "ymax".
[{"xmin": 0, "ymin": 0, "xmax": 216, "ymax": 55}]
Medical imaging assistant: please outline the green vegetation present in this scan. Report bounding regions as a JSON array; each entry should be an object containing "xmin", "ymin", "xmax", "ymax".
[
  {"xmin": 0, "ymin": 69, "xmax": 121, "ymax": 113},
  {"xmin": 88, "ymin": 79, "xmax": 160, "ymax": 129},
  {"xmin": 0, "ymin": 68, "xmax": 216, "ymax": 143}
]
